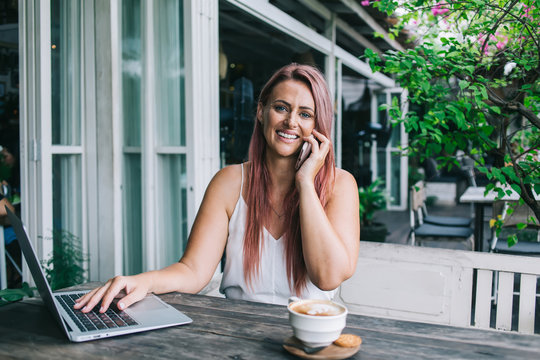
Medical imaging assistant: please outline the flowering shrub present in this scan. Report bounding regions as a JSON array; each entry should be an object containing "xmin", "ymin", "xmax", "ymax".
[{"xmin": 365, "ymin": 0, "xmax": 540, "ymax": 243}]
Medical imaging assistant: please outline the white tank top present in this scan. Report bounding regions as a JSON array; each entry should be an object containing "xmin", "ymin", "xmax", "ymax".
[{"xmin": 219, "ymin": 164, "xmax": 335, "ymax": 305}]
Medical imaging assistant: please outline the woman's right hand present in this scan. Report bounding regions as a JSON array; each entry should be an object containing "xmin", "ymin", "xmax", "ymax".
[{"xmin": 73, "ymin": 273, "xmax": 153, "ymax": 313}]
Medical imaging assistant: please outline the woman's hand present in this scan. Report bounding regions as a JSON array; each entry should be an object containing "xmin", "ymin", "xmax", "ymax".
[
  {"xmin": 295, "ymin": 129, "xmax": 331, "ymax": 190},
  {"xmin": 74, "ymin": 273, "xmax": 153, "ymax": 313}
]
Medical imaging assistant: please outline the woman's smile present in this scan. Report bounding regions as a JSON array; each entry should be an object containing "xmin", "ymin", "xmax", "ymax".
[{"xmin": 276, "ymin": 130, "xmax": 300, "ymax": 142}]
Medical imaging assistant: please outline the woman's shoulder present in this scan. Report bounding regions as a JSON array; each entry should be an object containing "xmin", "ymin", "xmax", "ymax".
[
  {"xmin": 206, "ymin": 163, "xmax": 244, "ymax": 215},
  {"xmin": 334, "ymin": 168, "xmax": 357, "ymax": 186},
  {"xmin": 208, "ymin": 163, "xmax": 243, "ymax": 191},
  {"xmin": 331, "ymin": 168, "xmax": 358, "ymax": 197}
]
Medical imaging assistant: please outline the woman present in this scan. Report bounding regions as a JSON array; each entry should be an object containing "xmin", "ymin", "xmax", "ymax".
[{"xmin": 75, "ymin": 63, "xmax": 359, "ymax": 313}]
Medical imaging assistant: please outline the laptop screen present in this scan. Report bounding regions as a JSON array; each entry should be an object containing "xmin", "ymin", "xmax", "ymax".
[{"xmin": 5, "ymin": 206, "xmax": 69, "ymax": 332}]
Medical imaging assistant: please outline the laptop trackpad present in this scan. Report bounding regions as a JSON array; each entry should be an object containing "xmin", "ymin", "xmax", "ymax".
[{"xmin": 128, "ymin": 295, "xmax": 168, "ymax": 312}]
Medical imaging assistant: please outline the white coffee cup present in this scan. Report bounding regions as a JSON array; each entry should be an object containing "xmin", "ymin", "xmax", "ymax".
[{"xmin": 287, "ymin": 297, "xmax": 347, "ymax": 348}]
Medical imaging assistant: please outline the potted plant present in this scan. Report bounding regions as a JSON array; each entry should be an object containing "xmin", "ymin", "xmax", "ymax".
[
  {"xmin": 359, "ymin": 178, "xmax": 388, "ymax": 242},
  {"xmin": 42, "ymin": 229, "xmax": 87, "ymax": 291},
  {"xmin": 0, "ymin": 229, "xmax": 87, "ymax": 306}
]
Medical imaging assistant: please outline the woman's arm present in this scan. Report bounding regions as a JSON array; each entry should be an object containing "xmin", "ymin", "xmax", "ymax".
[
  {"xmin": 296, "ymin": 131, "xmax": 360, "ymax": 290},
  {"xmin": 75, "ymin": 165, "xmax": 241, "ymax": 313}
]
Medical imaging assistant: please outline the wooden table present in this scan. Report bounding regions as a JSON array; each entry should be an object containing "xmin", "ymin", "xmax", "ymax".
[
  {"xmin": 1, "ymin": 285, "xmax": 539, "ymax": 359},
  {"xmin": 459, "ymin": 186, "xmax": 539, "ymax": 252}
]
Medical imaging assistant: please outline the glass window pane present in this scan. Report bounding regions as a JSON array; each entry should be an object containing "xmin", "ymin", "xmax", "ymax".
[
  {"xmin": 51, "ymin": 0, "xmax": 82, "ymax": 146},
  {"xmin": 390, "ymin": 151, "xmax": 401, "ymax": 206},
  {"xmin": 154, "ymin": 0, "xmax": 185, "ymax": 147},
  {"xmin": 157, "ymin": 154, "xmax": 187, "ymax": 266},
  {"xmin": 376, "ymin": 93, "xmax": 387, "ymax": 128},
  {"xmin": 122, "ymin": 0, "xmax": 142, "ymax": 147},
  {"xmin": 52, "ymin": 154, "xmax": 82, "ymax": 240},
  {"xmin": 122, "ymin": 154, "xmax": 142, "ymax": 274},
  {"xmin": 122, "ymin": 0, "xmax": 143, "ymax": 274},
  {"xmin": 341, "ymin": 66, "xmax": 370, "ymax": 186},
  {"xmin": 377, "ymin": 148, "xmax": 386, "ymax": 180},
  {"xmin": 389, "ymin": 94, "xmax": 401, "ymax": 148}
]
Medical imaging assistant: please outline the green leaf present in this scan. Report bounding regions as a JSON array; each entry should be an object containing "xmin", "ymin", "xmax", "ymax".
[
  {"xmin": 507, "ymin": 234, "xmax": 518, "ymax": 247},
  {"xmin": 479, "ymin": 86, "xmax": 488, "ymax": 100},
  {"xmin": 510, "ymin": 184, "xmax": 521, "ymax": 195},
  {"xmin": 0, "ymin": 282, "xmax": 35, "ymax": 306},
  {"xmin": 516, "ymin": 223, "xmax": 527, "ymax": 230},
  {"xmin": 501, "ymin": 167, "xmax": 521, "ymax": 183},
  {"xmin": 490, "ymin": 106, "xmax": 501, "ymax": 114}
]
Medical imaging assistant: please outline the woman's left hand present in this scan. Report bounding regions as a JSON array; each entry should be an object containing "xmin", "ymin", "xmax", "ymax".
[{"xmin": 295, "ymin": 129, "xmax": 331, "ymax": 189}]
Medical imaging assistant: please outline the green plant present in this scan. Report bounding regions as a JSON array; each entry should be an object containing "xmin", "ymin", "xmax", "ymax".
[
  {"xmin": 408, "ymin": 164, "xmax": 425, "ymax": 187},
  {"xmin": 42, "ymin": 229, "xmax": 87, "ymax": 291},
  {"xmin": 364, "ymin": 0, "xmax": 540, "ymax": 244},
  {"xmin": 359, "ymin": 178, "xmax": 387, "ymax": 227},
  {"xmin": 0, "ymin": 282, "xmax": 35, "ymax": 306}
]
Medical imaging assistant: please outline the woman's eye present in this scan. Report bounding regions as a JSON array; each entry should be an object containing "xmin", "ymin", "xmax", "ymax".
[
  {"xmin": 300, "ymin": 112, "xmax": 313, "ymax": 119},
  {"xmin": 274, "ymin": 105, "xmax": 287, "ymax": 112}
]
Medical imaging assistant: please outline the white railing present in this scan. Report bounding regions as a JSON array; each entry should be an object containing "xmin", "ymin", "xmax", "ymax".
[{"xmin": 338, "ymin": 242, "xmax": 539, "ymax": 334}]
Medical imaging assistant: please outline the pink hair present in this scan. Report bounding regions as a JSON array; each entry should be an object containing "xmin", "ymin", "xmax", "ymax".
[{"xmin": 243, "ymin": 63, "xmax": 336, "ymax": 294}]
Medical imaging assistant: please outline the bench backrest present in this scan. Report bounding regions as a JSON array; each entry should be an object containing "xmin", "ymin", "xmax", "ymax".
[{"xmin": 337, "ymin": 242, "xmax": 539, "ymax": 334}]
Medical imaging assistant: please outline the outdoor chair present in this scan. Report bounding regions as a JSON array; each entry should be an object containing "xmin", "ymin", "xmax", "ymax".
[
  {"xmin": 409, "ymin": 182, "xmax": 474, "ymax": 250},
  {"xmin": 490, "ymin": 201, "xmax": 540, "ymax": 256},
  {"xmin": 412, "ymin": 181, "xmax": 473, "ymax": 227}
]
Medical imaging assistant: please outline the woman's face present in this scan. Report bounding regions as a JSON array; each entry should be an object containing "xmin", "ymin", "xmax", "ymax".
[{"xmin": 258, "ymin": 79, "xmax": 316, "ymax": 158}]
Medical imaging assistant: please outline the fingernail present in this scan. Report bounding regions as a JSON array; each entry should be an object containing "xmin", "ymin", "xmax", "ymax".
[
  {"xmin": 99, "ymin": 306, "xmax": 104, "ymax": 313},
  {"xmin": 82, "ymin": 306, "xmax": 88, "ymax": 312},
  {"xmin": 118, "ymin": 302, "xmax": 125, "ymax": 310}
]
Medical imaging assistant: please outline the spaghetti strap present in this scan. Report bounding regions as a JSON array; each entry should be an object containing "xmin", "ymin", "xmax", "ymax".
[{"xmin": 240, "ymin": 163, "xmax": 244, "ymax": 197}]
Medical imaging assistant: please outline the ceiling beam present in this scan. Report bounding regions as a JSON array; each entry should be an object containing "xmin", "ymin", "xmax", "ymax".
[
  {"xmin": 339, "ymin": 0, "xmax": 404, "ymax": 51},
  {"xmin": 297, "ymin": 0, "xmax": 381, "ymax": 53}
]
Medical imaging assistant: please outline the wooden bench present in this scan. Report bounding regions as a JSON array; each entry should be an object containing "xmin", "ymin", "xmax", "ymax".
[{"xmin": 337, "ymin": 242, "xmax": 539, "ymax": 334}]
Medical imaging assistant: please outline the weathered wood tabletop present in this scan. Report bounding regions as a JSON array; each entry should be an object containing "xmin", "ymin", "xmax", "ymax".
[{"xmin": 1, "ymin": 283, "xmax": 539, "ymax": 359}]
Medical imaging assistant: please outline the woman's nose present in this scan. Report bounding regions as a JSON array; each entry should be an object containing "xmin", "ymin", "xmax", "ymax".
[{"xmin": 284, "ymin": 113, "xmax": 299, "ymax": 128}]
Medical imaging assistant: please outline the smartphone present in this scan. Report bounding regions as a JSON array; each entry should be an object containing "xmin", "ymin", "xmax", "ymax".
[{"xmin": 295, "ymin": 141, "xmax": 312, "ymax": 170}]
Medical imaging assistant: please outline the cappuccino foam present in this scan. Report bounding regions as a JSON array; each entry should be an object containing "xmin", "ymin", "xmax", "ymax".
[{"xmin": 291, "ymin": 301, "xmax": 343, "ymax": 316}]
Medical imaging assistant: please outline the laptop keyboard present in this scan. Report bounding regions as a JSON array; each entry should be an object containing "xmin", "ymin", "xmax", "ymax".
[{"xmin": 56, "ymin": 293, "xmax": 139, "ymax": 332}]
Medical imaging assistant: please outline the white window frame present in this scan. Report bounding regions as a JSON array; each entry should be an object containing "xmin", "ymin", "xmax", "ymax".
[
  {"xmin": 20, "ymin": 0, "xmax": 96, "ymax": 279},
  {"xmin": 20, "ymin": 0, "xmax": 54, "ymax": 267},
  {"xmin": 141, "ymin": 0, "xmax": 220, "ymax": 271},
  {"xmin": 370, "ymin": 88, "xmax": 408, "ymax": 210},
  {"xmin": 184, "ymin": 0, "xmax": 220, "ymax": 228},
  {"xmin": 20, "ymin": 0, "xmax": 221, "ymax": 281}
]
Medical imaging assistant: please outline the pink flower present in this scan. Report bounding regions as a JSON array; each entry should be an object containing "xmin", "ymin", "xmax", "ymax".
[
  {"xmin": 495, "ymin": 35, "xmax": 508, "ymax": 50},
  {"xmin": 522, "ymin": 4, "xmax": 534, "ymax": 19},
  {"xmin": 477, "ymin": 34, "xmax": 490, "ymax": 55},
  {"xmin": 361, "ymin": 0, "xmax": 369, "ymax": 6},
  {"xmin": 432, "ymin": 2, "xmax": 449, "ymax": 16}
]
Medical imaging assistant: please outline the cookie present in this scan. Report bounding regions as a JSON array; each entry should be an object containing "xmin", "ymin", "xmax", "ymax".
[{"xmin": 333, "ymin": 333, "xmax": 362, "ymax": 348}]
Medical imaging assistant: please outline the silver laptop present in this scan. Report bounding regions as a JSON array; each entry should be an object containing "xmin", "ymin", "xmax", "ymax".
[{"xmin": 5, "ymin": 206, "xmax": 192, "ymax": 342}]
